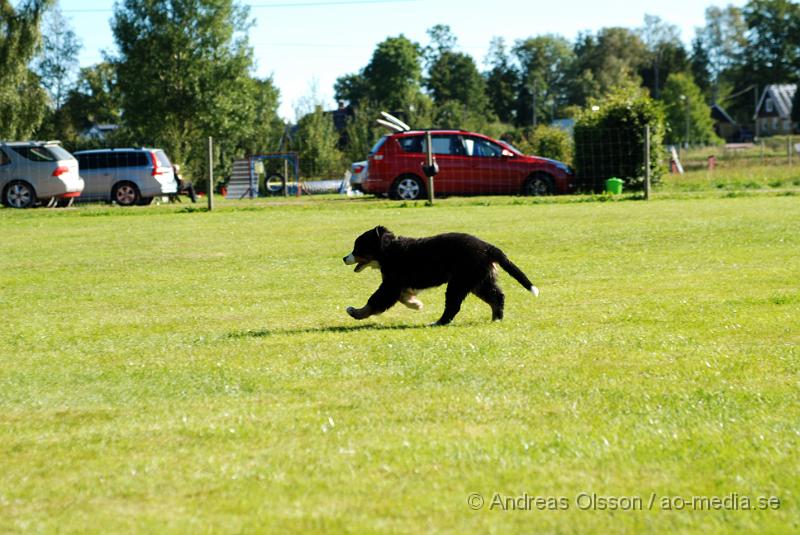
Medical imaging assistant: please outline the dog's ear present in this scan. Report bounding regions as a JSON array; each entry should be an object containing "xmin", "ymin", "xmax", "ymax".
[{"xmin": 377, "ymin": 226, "xmax": 394, "ymax": 250}]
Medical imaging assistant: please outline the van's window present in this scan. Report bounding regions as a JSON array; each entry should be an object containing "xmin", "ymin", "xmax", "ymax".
[
  {"xmin": 78, "ymin": 153, "xmax": 109, "ymax": 170},
  {"xmin": 110, "ymin": 152, "xmax": 148, "ymax": 168},
  {"xmin": 369, "ymin": 136, "xmax": 387, "ymax": 155},
  {"xmin": 11, "ymin": 146, "xmax": 56, "ymax": 162}
]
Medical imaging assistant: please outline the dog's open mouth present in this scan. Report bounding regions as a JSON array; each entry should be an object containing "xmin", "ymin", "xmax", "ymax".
[{"xmin": 344, "ymin": 253, "xmax": 370, "ymax": 272}]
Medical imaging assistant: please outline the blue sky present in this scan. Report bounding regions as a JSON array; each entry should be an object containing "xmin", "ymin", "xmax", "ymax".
[{"xmin": 57, "ymin": 0, "xmax": 747, "ymax": 120}]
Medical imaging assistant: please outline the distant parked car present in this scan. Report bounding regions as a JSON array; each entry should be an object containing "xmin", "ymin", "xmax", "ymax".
[
  {"xmin": 349, "ymin": 160, "xmax": 368, "ymax": 191},
  {"xmin": 363, "ymin": 129, "xmax": 575, "ymax": 200},
  {"xmin": 73, "ymin": 148, "xmax": 177, "ymax": 206},
  {"xmin": 0, "ymin": 141, "xmax": 84, "ymax": 208}
]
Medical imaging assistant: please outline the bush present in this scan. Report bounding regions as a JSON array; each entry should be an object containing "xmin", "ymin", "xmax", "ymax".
[
  {"xmin": 573, "ymin": 86, "xmax": 666, "ymax": 192},
  {"xmin": 502, "ymin": 125, "xmax": 573, "ymax": 165}
]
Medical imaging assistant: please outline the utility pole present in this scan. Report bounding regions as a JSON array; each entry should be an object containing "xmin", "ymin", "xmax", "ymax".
[{"xmin": 531, "ymin": 80, "xmax": 537, "ymax": 128}]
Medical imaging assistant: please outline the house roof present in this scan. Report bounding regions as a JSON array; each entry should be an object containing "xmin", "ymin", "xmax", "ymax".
[
  {"xmin": 756, "ymin": 84, "xmax": 796, "ymax": 118},
  {"xmin": 711, "ymin": 103, "xmax": 737, "ymax": 125}
]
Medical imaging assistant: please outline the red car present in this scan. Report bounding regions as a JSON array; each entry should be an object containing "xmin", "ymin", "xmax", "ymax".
[{"xmin": 363, "ymin": 130, "xmax": 575, "ymax": 200}]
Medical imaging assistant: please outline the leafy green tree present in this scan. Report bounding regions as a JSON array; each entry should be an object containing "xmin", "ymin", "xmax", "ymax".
[
  {"xmin": 696, "ymin": 5, "xmax": 747, "ymax": 101},
  {"xmin": 690, "ymin": 36, "xmax": 713, "ymax": 100},
  {"xmin": 111, "ymin": 0, "xmax": 281, "ymax": 187},
  {"xmin": 33, "ymin": 5, "xmax": 81, "ymax": 109},
  {"xmin": 336, "ymin": 35, "xmax": 423, "ymax": 112},
  {"xmin": 741, "ymin": 0, "xmax": 800, "ymax": 85},
  {"xmin": 661, "ymin": 72, "xmax": 720, "ymax": 146},
  {"xmin": 426, "ymin": 51, "xmax": 488, "ymax": 112},
  {"xmin": 513, "ymin": 34, "xmax": 575, "ymax": 126},
  {"xmin": 294, "ymin": 106, "xmax": 344, "ymax": 178},
  {"xmin": 483, "ymin": 37, "xmax": 519, "ymax": 124},
  {"xmin": 0, "ymin": 0, "xmax": 52, "ymax": 139},
  {"xmin": 638, "ymin": 15, "xmax": 689, "ymax": 99},
  {"xmin": 571, "ymin": 27, "xmax": 648, "ymax": 105}
]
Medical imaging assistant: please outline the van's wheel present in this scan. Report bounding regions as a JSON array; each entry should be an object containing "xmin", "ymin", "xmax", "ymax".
[
  {"xmin": 523, "ymin": 172, "xmax": 553, "ymax": 196},
  {"xmin": 391, "ymin": 175, "xmax": 425, "ymax": 200},
  {"xmin": 112, "ymin": 181, "xmax": 140, "ymax": 206},
  {"xmin": 2, "ymin": 180, "xmax": 37, "ymax": 208}
]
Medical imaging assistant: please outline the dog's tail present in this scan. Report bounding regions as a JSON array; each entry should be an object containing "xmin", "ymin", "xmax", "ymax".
[{"xmin": 490, "ymin": 246, "xmax": 540, "ymax": 297}]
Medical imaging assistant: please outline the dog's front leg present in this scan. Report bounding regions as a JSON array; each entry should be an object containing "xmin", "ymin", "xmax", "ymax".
[{"xmin": 347, "ymin": 282, "xmax": 401, "ymax": 320}]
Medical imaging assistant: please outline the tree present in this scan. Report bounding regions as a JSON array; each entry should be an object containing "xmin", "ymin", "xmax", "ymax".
[
  {"xmin": 294, "ymin": 106, "xmax": 343, "ymax": 178},
  {"xmin": 483, "ymin": 37, "xmax": 519, "ymax": 124},
  {"xmin": 741, "ymin": 0, "xmax": 800, "ymax": 85},
  {"xmin": 696, "ymin": 5, "xmax": 747, "ymax": 101},
  {"xmin": 661, "ymin": 72, "xmax": 720, "ymax": 146},
  {"xmin": 0, "ymin": 0, "xmax": 52, "ymax": 139},
  {"xmin": 32, "ymin": 5, "xmax": 81, "ymax": 109},
  {"xmin": 638, "ymin": 15, "xmax": 688, "ymax": 99},
  {"xmin": 111, "ymin": 0, "xmax": 282, "ymax": 187},
  {"xmin": 426, "ymin": 51, "xmax": 488, "ymax": 112},
  {"xmin": 62, "ymin": 62, "xmax": 122, "ymax": 131},
  {"xmin": 512, "ymin": 35, "xmax": 575, "ymax": 126},
  {"xmin": 571, "ymin": 27, "xmax": 648, "ymax": 105},
  {"xmin": 690, "ymin": 36, "xmax": 713, "ymax": 100},
  {"xmin": 335, "ymin": 35, "xmax": 423, "ymax": 113}
]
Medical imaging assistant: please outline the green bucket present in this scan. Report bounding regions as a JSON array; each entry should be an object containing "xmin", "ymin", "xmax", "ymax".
[{"xmin": 605, "ymin": 177, "xmax": 623, "ymax": 195}]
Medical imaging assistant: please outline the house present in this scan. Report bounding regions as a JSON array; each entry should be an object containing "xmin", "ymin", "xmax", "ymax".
[
  {"xmin": 710, "ymin": 103, "xmax": 750, "ymax": 142},
  {"xmin": 755, "ymin": 84, "xmax": 797, "ymax": 136},
  {"xmin": 81, "ymin": 123, "xmax": 119, "ymax": 141}
]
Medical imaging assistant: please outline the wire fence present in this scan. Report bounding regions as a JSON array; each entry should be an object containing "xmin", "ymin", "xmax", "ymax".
[{"xmin": 2, "ymin": 130, "xmax": 798, "ymax": 209}]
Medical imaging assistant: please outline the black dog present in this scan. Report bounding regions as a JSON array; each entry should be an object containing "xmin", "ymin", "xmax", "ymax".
[{"xmin": 343, "ymin": 226, "xmax": 539, "ymax": 325}]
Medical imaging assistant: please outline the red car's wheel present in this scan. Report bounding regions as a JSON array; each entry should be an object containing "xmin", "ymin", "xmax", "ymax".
[{"xmin": 523, "ymin": 172, "xmax": 554, "ymax": 196}]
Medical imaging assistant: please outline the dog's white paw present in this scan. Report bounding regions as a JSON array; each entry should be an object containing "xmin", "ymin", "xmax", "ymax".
[{"xmin": 530, "ymin": 286, "xmax": 540, "ymax": 297}]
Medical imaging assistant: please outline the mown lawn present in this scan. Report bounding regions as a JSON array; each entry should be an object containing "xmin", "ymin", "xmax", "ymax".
[{"xmin": 1, "ymin": 193, "xmax": 798, "ymax": 533}]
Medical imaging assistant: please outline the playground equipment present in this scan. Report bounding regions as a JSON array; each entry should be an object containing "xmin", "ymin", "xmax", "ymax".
[{"xmin": 225, "ymin": 152, "xmax": 300, "ymax": 199}]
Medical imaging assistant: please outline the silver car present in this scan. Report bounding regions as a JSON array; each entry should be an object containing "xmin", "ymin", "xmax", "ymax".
[
  {"xmin": 349, "ymin": 160, "xmax": 368, "ymax": 191},
  {"xmin": 0, "ymin": 141, "xmax": 84, "ymax": 208},
  {"xmin": 74, "ymin": 148, "xmax": 177, "ymax": 206}
]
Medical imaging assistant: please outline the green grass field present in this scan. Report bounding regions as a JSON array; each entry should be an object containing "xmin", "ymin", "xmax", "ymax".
[{"xmin": 1, "ymin": 191, "xmax": 798, "ymax": 533}]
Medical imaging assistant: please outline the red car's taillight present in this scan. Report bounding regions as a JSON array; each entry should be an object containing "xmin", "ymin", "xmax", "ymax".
[{"xmin": 52, "ymin": 166, "xmax": 69, "ymax": 177}]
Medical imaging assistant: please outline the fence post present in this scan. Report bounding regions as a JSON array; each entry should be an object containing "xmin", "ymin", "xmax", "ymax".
[
  {"xmin": 283, "ymin": 158, "xmax": 289, "ymax": 197},
  {"xmin": 644, "ymin": 125, "xmax": 651, "ymax": 200},
  {"xmin": 425, "ymin": 130, "xmax": 435, "ymax": 205},
  {"xmin": 789, "ymin": 136, "xmax": 793, "ymax": 166},
  {"xmin": 761, "ymin": 139, "xmax": 765, "ymax": 165},
  {"xmin": 207, "ymin": 136, "xmax": 214, "ymax": 211}
]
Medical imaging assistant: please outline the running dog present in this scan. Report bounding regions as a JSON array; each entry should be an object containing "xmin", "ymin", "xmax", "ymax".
[{"xmin": 343, "ymin": 226, "xmax": 539, "ymax": 325}]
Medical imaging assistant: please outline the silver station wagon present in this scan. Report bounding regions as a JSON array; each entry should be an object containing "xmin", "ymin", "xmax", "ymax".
[
  {"xmin": 0, "ymin": 141, "xmax": 84, "ymax": 208},
  {"xmin": 74, "ymin": 148, "xmax": 177, "ymax": 206}
]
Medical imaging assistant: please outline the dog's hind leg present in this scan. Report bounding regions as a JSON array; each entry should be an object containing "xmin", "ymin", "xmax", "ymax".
[
  {"xmin": 399, "ymin": 289, "xmax": 424, "ymax": 310},
  {"xmin": 473, "ymin": 278, "xmax": 505, "ymax": 321},
  {"xmin": 347, "ymin": 282, "xmax": 401, "ymax": 320},
  {"xmin": 434, "ymin": 283, "xmax": 470, "ymax": 326}
]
